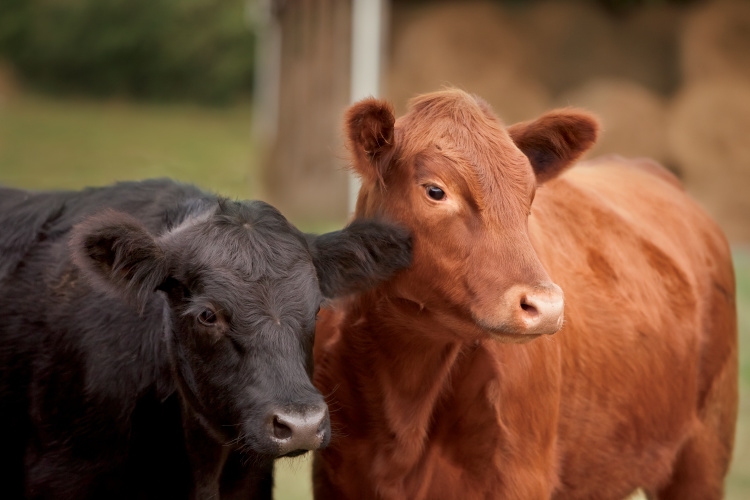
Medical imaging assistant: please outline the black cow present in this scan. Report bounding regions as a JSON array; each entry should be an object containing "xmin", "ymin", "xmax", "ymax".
[{"xmin": 0, "ymin": 179, "xmax": 412, "ymax": 500}]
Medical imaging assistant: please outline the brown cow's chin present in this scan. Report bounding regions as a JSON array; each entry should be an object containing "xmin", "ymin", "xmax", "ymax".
[
  {"xmin": 474, "ymin": 315, "xmax": 562, "ymax": 343},
  {"xmin": 487, "ymin": 331, "xmax": 545, "ymax": 344}
]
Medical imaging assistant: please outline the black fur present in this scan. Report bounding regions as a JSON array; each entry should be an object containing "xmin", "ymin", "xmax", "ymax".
[
  {"xmin": 307, "ymin": 219, "xmax": 412, "ymax": 299},
  {"xmin": 0, "ymin": 179, "xmax": 412, "ymax": 499}
]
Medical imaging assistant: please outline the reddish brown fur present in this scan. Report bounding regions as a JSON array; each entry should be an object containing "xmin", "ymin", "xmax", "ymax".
[
  {"xmin": 345, "ymin": 98, "xmax": 397, "ymax": 186},
  {"xmin": 313, "ymin": 89, "xmax": 738, "ymax": 500}
]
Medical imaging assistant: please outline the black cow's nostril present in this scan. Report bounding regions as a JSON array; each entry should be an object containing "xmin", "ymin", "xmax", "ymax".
[
  {"xmin": 273, "ymin": 415, "xmax": 293, "ymax": 440},
  {"xmin": 317, "ymin": 416, "xmax": 328, "ymax": 437},
  {"xmin": 268, "ymin": 405, "xmax": 329, "ymax": 456}
]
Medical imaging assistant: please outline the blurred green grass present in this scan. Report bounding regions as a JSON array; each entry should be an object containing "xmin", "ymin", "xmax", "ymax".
[
  {"xmin": 1, "ymin": 93, "xmax": 748, "ymax": 499},
  {"xmin": 0, "ymin": 92, "xmax": 257, "ymax": 199},
  {"xmin": 731, "ymin": 250, "xmax": 750, "ymax": 499}
]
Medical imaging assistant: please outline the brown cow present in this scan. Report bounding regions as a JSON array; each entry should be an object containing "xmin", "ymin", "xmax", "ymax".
[{"xmin": 312, "ymin": 89, "xmax": 738, "ymax": 500}]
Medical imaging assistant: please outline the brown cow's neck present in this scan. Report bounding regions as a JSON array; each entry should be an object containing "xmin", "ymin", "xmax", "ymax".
[
  {"xmin": 323, "ymin": 292, "xmax": 490, "ymax": 491},
  {"xmin": 317, "ymin": 290, "xmax": 563, "ymax": 499}
]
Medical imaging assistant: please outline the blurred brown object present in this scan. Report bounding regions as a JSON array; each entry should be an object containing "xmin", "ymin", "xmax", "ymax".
[
  {"xmin": 518, "ymin": 0, "xmax": 682, "ymax": 97},
  {"xmin": 680, "ymin": 0, "xmax": 750, "ymax": 86},
  {"xmin": 387, "ymin": 0, "xmax": 550, "ymax": 124},
  {"xmin": 669, "ymin": 0, "xmax": 750, "ymax": 243},
  {"xmin": 556, "ymin": 78, "xmax": 672, "ymax": 170},
  {"xmin": 0, "ymin": 60, "xmax": 19, "ymax": 105},
  {"xmin": 260, "ymin": 0, "xmax": 352, "ymax": 225},
  {"xmin": 668, "ymin": 78, "xmax": 750, "ymax": 244}
]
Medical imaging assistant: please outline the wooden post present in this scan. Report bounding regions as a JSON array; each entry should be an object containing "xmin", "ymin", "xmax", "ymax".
[
  {"xmin": 349, "ymin": 0, "xmax": 388, "ymax": 215},
  {"xmin": 257, "ymin": 0, "xmax": 353, "ymax": 226}
]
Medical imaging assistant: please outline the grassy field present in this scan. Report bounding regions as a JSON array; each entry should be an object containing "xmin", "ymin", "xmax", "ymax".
[
  {"xmin": 1, "ymin": 93, "xmax": 748, "ymax": 499},
  {"xmin": 732, "ymin": 250, "xmax": 750, "ymax": 498},
  {"xmin": 0, "ymin": 93, "xmax": 259, "ymax": 200}
]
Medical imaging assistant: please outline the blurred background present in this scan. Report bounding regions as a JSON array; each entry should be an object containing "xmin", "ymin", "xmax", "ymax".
[{"xmin": 0, "ymin": 0, "xmax": 748, "ymax": 498}]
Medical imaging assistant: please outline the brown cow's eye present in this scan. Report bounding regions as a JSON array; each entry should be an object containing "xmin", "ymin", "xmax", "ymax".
[
  {"xmin": 426, "ymin": 185, "xmax": 446, "ymax": 201},
  {"xmin": 198, "ymin": 309, "xmax": 217, "ymax": 326}
]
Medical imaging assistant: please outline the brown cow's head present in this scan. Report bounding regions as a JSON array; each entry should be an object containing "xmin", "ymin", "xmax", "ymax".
[{"xmin": 346, "ymin": 89, "xmax": 598, "ymax": 342}]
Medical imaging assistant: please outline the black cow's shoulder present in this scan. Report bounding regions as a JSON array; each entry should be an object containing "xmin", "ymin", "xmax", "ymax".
[
  {"xmin": 0, "ymin": 179, "xmax": 218, "ymax": 404},
  {"xmin": 0, "ymin": 179, "xmax": 218, "ymax": 496},
  {"xmin": 45, "ymin": 178, "xmax": 217, "ymax": 234},
  {"xmin": 0, "ymin": 179, "xmax": 216, "ymax": 284},
  {"xmin": 0, "ymin": 186, "xmax": 74, "ymax": 283}
]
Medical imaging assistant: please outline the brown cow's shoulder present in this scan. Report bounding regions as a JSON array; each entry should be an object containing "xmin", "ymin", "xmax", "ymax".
[{"xmin": 577, "ymin": 153, "xmax": 684, "ymax": 190}]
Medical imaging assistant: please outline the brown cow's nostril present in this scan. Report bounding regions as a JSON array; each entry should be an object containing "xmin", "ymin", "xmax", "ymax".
[
  {"xmin": 273, "ymin": 416, "xmax": 293, "ymax": 440},
  {"xmin": 520, "ymin": 300, "xmax": 539, "ymax": 318},
  {"xmin": 502, "ymin": 284, "xmax": 564, "ymax": 335}
]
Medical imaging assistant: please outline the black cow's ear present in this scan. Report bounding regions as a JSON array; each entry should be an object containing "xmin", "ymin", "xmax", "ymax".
[
  {"xmin": 307, "ymin": 219, "xmax": 412, "ymax": 299},
  {"xmin": 70, "ymin": 210, "xmax": 168, "ymax": 311},
  {"xmin": 507, "ymin": 109, "xmax": 599, "ymax": 184}
]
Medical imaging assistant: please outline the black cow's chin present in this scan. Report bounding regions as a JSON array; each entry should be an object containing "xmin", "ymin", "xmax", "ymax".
[
  {"xmin": 235, "ymin": 437, "xmax": 279, "ymax": 457},
  {"xmin": 280, "ymin": 449, "xmax": 310, "ymax": 459}
]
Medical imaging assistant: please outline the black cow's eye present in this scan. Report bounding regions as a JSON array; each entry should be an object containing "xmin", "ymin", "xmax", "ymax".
[
  {"xmin": 426, "ymin": 185, "xmax": 445, "ymax": 201},
  {"xmin": 198, "ymin": 309, "xmax": 217, "ymax": 326}
]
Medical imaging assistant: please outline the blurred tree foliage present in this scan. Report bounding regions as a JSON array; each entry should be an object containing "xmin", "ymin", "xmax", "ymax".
[{"xmin": 0, "ymin": 0, "xmax": 255, "ymax": 104}]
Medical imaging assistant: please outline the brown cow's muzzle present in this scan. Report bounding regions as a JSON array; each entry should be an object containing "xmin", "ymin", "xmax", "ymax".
[
  {"xmin": 475, "ymin": 283, "xmax": 564, "ymax": 337},
  {"xmin": 515, "ymin": 283, "xmax": 565, "ymax": 334}
]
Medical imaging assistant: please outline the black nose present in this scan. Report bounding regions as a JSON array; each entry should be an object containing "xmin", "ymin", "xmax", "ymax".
[{"xmin": 269, "ymin": 403, "xmax": 330, "ymax": 456}]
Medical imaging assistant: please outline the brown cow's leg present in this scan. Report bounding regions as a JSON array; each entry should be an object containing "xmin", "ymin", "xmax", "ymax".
[
  {"xmin": 654, "ymin": 428, "xmax": 725, "ymax": 500},
  {"xmin": 655, "ymin": 357, "xmax": 738, "ymax": 500},
  {"xmin": 657, "ymin": 256, "xmax": 738, "ymax": 500}
]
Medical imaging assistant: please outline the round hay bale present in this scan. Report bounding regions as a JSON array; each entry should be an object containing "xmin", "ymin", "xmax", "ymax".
[
  {"xmin": 387, "ymin": 0, "xmax": 550, "ymax": 123},
  {"xmin": 668, "ymin": 78, "xmax": 750, "ymax": 243},
  {"xmin": 681, "ymin": 0, "xmax": 750, "ymax": 85},
  {"xmin": 556, "ymin": 79, "xmax": 671, "ymax": 167},
  {"xmin": 520, "ymin": 0, "xmax": 682, "ymax": 96},
  {"xmin": 519, "ymin": 0, "xmax": 613, "ymax": 94}
]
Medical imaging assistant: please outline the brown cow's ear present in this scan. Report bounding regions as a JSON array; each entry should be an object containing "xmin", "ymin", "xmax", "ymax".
[
  {"xmin": 345, "ymin": 97, "xmax": 396, "ymax": 186},
  {"xmin": 507, "ymin": 109, "xmax": 599, "ymax": 184}
]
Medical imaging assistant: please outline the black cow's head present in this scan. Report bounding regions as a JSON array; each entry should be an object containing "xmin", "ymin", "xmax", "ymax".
[{"xmin": 70, "ymin": 199, "xmax": 411, "ymax": 459}]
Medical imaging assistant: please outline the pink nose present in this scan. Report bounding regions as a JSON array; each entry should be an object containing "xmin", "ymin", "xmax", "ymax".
[
  {"xmin": 516, "ymin": 284, "xmax": 565, "ymax": 334},
  {"xmin": 487, "ymin": 283, "xmax": 564, "ymax": 335}
]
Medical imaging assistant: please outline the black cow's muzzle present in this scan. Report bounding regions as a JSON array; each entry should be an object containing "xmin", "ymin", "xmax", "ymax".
[{"xmin": 266, "ymin": 401, "xmax": 330, "ymax": 457}]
